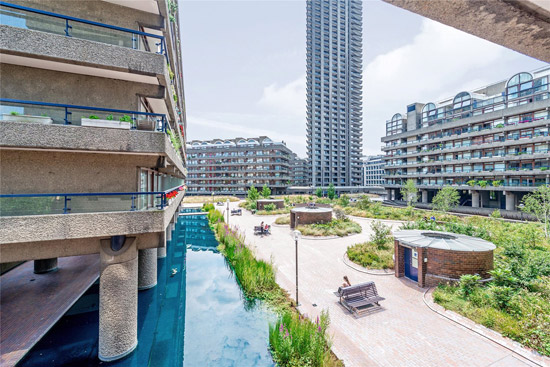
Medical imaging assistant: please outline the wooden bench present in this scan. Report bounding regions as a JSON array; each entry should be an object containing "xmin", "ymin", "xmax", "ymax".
[
  {"xmin": 337, "ymin": 281, "xmax": 385, "ymax": 315},
  {"xmin": 231, "ymin": 209, "xmax": 242, "ymax": 216},
  {"xmin": 254, "ymin": 226, "xmax": 270, "ymax": 235}
]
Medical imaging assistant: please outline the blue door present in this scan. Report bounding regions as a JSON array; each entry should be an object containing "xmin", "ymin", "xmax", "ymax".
[{"xmin": 404, "ymin": 247, "xmax": 418, "ymax": 281}]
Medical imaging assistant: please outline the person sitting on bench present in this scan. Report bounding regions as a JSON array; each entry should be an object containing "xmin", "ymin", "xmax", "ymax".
[
  {"xmin": 342, "ymin": 275, "xmax": 351, "ymax": 288},
  {"xmin": 260, "ymin": 221, "xmax": 264, "ymax": 235}
]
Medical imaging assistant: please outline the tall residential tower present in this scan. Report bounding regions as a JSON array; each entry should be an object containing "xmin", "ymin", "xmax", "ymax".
[{"xmin": 306, "ymin": 0, "xmax": 363, "ymax": 187}]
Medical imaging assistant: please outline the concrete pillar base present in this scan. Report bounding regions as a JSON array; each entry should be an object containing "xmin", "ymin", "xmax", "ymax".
[
  {"xmin": 158, "ymin": 232, "xmax": 167, "ymax": 258},
  {"xmin": 99, "ymin": 236, "xmax": 138, "ymax": 362},
  {"xmin": 471, "ymin": 191, "xmax": 480, "ymax": 208},
  {"xmin": 421, "ymin": 190, "xmax": 428, "ymax": 204},
  {"xmin": 505, "ymin": 192, "xmax": 516, "ymax": 211},
  {"xmin": 138, "ymin": 248, "xmax": 157, "ymax": 290},
  {"xmin": 166, "ymin": 225, "xmax": 173, "ymax": 242},
  {"xmin": 34, "ymin": 258, "xmax": 58, "ymax": 274}
]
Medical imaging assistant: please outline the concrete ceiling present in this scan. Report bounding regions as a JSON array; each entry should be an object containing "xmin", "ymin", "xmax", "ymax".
[{"xmin": 383, "ymin": 0, "xmax": 550, "ymax": 63}]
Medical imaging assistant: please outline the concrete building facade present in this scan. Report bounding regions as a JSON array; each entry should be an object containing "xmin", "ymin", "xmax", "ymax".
[
  {"xmin": 362, "ymin": 155, "xmax": 385, "ymax": 186},
  {"xmin": 186, "ymin": 136, "xmax": 292, "ymax": 196},
  {"xmin": 306, "ymin": 0, "xmax": 363, "ymax": 188},
  {"xmin": 382, "ymin": 67, "xmax": 550, "ymax": 211},
  {"xmin": 0, "ymin": 0, "xmax": 186, "ymax": 363}
]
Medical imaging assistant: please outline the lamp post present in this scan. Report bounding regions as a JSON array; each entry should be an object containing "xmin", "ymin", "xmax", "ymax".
[
  {"xmin": 293, "ymin": 229, "xmax": 301, "ymax": 306},
  {"xmin": 226, "ymin": 198, "xmax": 230, "ymax": 224}
]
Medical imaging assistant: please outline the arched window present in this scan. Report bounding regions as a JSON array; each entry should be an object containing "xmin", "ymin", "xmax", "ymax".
[
  {"xmin": 421, "ymin": 103, "xmax": 436, "ymax": 123},
  {"xmin": 262, "ymin": 137, "xmax": 273, "ymax": 144},
  {"xmin": 453, "ymin": 92, "xmax": 471, "ymax": 110},
  {"xmin": 247, "ymin": 139, "xmax": 259, "ymax": 145},
  {"xmin": 224, "ymin": 140, "xmax": 233, "ymax": 145},
  {"xmin": 192, "ymin": 142, "xmax": 200, "ymax": 146},
  {"xmin": 237, "ymin": 139, "xmax": 247, "ymax": 145},
  {"xmin": 215, "ymin": 140, "xmax": 223, "ymax": 145},
  {"xmin": 506, "ymin": 72, "xmax": 533, "ymax": 99},
  {"xmin": 391, "ymin": 113, "xmax": 402, "ymax": 122}
]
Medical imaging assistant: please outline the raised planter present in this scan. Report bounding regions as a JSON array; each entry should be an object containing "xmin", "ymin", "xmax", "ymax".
[
  {"xmin": 2, "ymin": 114, "xmax": 52, "ymax": 124},
  {"xmin": 81, "ymin": 118, "xmax": 131, "ymax": 130}
]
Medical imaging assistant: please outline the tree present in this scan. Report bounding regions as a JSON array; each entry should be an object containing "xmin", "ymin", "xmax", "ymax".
[
  {"xmin": 315, "ymin": 187, "xmax": 323, "ymax": 198},
  {"xmin": 261, "ymin": 184, "xmax": 271, "ymax": 198},
  {"xmin": 400, "ymin": 179, "xmax": 418, "ymax": 207},
  {"xmin": 327, "ymin": 183, "xmax": 336, "ymax": 200},
  {"xmin": 432, "ymin": 186, "xmax": 460, "ymax": 213},
  {"xmin": 521, "ymin": 185, "xmax": 550, "ymax": 238},
  {"xmin": 247, "ymin": 185, "xmax": 259, "ymax": 201}
]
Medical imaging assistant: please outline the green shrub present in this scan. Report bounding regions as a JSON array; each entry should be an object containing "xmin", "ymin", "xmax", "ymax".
[
  {"xmin": 264, "ymin": 203, "xmax": 276, "ymax": 212},
  {"xmin": 490, "ymin": 209, "xmax": 501, "ymax": 219},
  {"xmin": 459, "ymin": 274, "xmax": 481, "ymax": 297},
  {"xmin": 298, "ymin": 219, "xmax": 361, "ymax": 237},
  {"xmin": 261, "ymin": 184, "xmax": 271, "ymax": 198},
  {"xmin": 327, "ymin": 183, "xmax": 335, "ymax": 200},
  {"xmin": 489, "ymin": 285, "xmax": 515, "ymax": 311},
  {"xmin": 338, "ymin": 194, "xmax": 350, "ymax": 207},
  {"xmin": 315, "ymin": 187, "xmax": 323, "ymax": 198},
  {"xmin": 370, "ymin": 220, "xmax": 392, "ymax": 245},
  {"xmin": 275, "ymin": 215, "xmax": 290, "ymax": 225}
]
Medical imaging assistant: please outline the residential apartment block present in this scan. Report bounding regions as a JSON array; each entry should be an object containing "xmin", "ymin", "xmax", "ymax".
[
  {"xmin": 186, "ymin": 137, "xmax": 292, "ymax": 196},
  {"xmin": 290, "ymin": 153, "xmax": 309, "ymax": 186},
  {"xmin": 306, "ymin": 0, "xmax": 363, "ymax": 187},
  {"xmin": 363, "ymin": 155, "xmax": 385, "ymax": 186},
  {"xmin": 0, "ymin": 0, "xmax": 186, "ymax": 362},
  {"xmin": 382, "ymin": 68, "xmax": 550, "ymax": 212}
]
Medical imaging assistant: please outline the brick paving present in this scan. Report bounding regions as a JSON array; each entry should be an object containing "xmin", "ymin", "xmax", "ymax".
[{"xmin": 225, "ymin": 202, "xmax": 548, "ymax": 367}]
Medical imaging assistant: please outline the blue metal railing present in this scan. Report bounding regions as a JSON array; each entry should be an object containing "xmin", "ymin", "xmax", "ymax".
[
  {"xmin": 0, "ymin": 98, "xmax": 167, "ymax": 131},
  {"xmin": 0, "ymin": 185, "xmax": 183, "ymax": 216},
  {"xmin": 0, "ymin": 1, "xmax": 167, "ymax": 61}
]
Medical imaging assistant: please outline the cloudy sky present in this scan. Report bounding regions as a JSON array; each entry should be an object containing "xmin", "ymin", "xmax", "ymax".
[{"xmin": 180, "ymin": 0, "xmax": 547, "ymax": 157}]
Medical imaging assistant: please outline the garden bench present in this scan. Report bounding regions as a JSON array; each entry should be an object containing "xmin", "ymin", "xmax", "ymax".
[
  {"xmin": 254, "ymin": 226, "xmax": 270, "ymax": 235},
  {"xmin": 337, "ymin": 281, "xmax": 384, "ymax": 315},
  {"xmin": 231, "ymin": 209, "xmax": 242, "ymax": 216}
]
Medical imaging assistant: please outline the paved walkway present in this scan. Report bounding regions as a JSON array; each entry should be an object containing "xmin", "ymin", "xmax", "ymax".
[{"xmin": 226, "ymin": 202, "xmax": 548, "ymax": 367}]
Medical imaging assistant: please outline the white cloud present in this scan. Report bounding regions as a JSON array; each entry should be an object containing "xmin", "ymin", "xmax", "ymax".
[
  {"xmin": 362, "ymin": 19, "xmax": 526, "ymax": 156},
  {"xmin": 258, "ymin": 74, "xmax": 306, "ymax": 117}
]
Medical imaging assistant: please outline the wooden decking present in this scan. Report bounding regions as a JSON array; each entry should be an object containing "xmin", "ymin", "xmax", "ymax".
[{"xmin": 0, "ymin": 255, "xmax": 100, "ymax": 367}]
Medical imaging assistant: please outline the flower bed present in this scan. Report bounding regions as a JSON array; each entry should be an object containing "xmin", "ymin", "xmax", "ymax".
[{"xmin": 297, "ymin": 218, "xmax": 361, "ymax": 237}]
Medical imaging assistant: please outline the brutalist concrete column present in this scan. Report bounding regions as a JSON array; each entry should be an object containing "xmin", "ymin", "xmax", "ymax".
[
  {"xmin": 99, "ymin": 236, "xmax": 138, "ymax": 362},
  {"xmin": 157, "ymin": 232, "xmax": 167, "ymax": 258},
  {"xmin": 421, "ymin": 190, "xmax": 428, "ymax": 203},
  {"xmin": 505, "ymin": 191, "xmax": 516, "ymax": 211},
  {"xmin": 386, "ymin": 189, "xmax": 392, "ymax": 200},
  {"xmin": 138, "ymin": 248, "xmax": 157, "ymax": 290},
  {"xmin": 471, "ymin": 191, "xmax": 480, "ymax": 208},
  {"xmin": 166, "ymin": 223, "xmax": 172, "ymax": 242},
  {"xmin": 34, "ymin": 258, "xmax": 58, "ymax": 274}
]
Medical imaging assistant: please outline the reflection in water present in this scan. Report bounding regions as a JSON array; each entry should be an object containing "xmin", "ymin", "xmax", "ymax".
[{"xmin": 18, "ymin": 209, "xmax": 274, "ymax": 366}]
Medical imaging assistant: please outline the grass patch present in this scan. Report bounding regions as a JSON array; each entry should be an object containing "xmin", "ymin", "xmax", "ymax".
[
  {"xmin": 297, "ymin": 218, "xmax": 362, "ymax": 237},
  {"xmin": 183, "ymin": 195, "xmax": 239, "ymax": 203},
  {"xmin": 347, "ymin": 242, "xmax": 394, "ymax": 269},
  {"xmin": 203, "ymin": 205, "xmax": 342, "ymax": 366},
  {"xmin": 275, "ymin": 215, "xmax": 290, "ymax": 225}
]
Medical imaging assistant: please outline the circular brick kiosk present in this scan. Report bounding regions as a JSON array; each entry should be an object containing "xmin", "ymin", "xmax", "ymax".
[
  {"xmin": 256, "ymin": 199, "xmax": 285, "ymax": 211},
  {"xmin": 290, "ymin": 207, "xmax": 332, "ymax": 229},
  {"xmin": 393, "ymin": 230, "xmax": 495, "ymax": 288}
]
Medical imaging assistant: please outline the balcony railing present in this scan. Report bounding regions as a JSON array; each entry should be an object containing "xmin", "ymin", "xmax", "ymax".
[
  {"xmin": 0, "ymin": 185, "xmax": 183, "ymax": 217},
  {"xmin": 0, "ymin": 2, "xmax": 167, "ymax": 61},
  {"xmin": 1, "ymin": 98, "xmax": 167, "ymax": 130}
]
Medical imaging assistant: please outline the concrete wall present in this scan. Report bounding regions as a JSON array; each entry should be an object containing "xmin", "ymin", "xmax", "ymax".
[
  {"xmin": 0, "ymin": 64, "xmax": 163, "ymax": 112},
  {"xmin": 0, "ymin": 149, "xmax": 158, "ymax": 194},
  {"xmin": 257, "ymin": 200, "xmax": 284, "ymax": 210}
]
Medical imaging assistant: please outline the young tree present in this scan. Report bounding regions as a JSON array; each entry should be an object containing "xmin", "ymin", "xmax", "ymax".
[
  {"xmin": 432, "ymin": 186, "xmax": 460, "ymax": 213},
  {"xmin": 400, "ymin": 179, "xmax": 418, "ymax": 207},
  {"xmin": 247, "ymin": 185, "xmax": 259, "ymax": 201},
  {"xmin": 327, "ymin": 183, "xmax": 336, "ymax": 200},
  {"xmin": 261, "ymin": 184, "xmax": 271, "ymax": 198},
  {"xmin": 521, "ymin": 185, "xmax": 550, "ymax": 238},
  {"xmin": 315, "ymin": 187, "xmax": 323, "ymax": 198}
]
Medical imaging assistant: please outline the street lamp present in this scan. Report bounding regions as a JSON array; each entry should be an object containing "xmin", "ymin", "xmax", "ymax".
[
  {"xmin": 226, "ymin": 198, "xmax": 230, "ymax": 224},
  {"xmin": 293, "ymin": 229, "xmax": 301, "ymax": 306}
]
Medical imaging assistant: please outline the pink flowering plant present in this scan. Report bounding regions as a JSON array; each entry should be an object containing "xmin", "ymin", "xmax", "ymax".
[{"xmin": 269, "ymin": 311, "xmax": 338, "ymax": 367}]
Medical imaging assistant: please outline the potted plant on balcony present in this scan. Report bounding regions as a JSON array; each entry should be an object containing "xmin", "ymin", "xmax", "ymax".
[
  {"xmin": 3, "ymin": 111, "xmax": 53, "ymax": 124},
  {"xmin": 81, "ymin": 114, "xmax": 132, "ymax": 129},
  {"xmin": 492, "ymin": 180, "xmax": 502, "ymax": 187},
  {"xmin": 467, "ymin": 179, "xmax": 477, "ymax": 187}
]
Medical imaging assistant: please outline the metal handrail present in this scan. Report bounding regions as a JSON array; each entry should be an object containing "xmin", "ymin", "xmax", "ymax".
[
  {"xmin": 0, "ymin": 98, "xmax": 167, "ymax": 130},
  {"xmin": 0, "ymin": 1, "xmax": 168, "ymax": 60}
]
